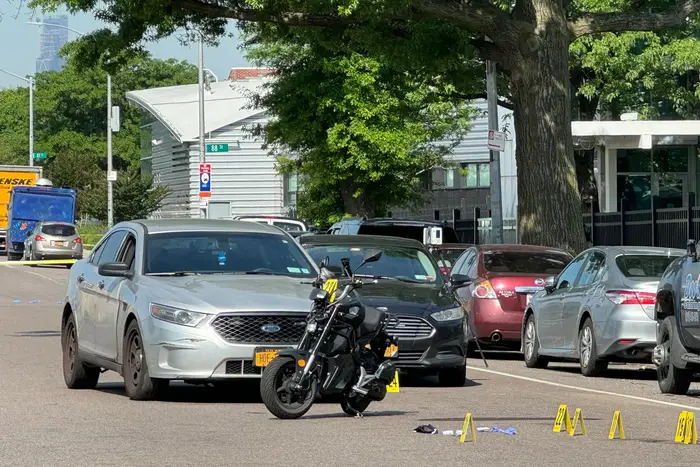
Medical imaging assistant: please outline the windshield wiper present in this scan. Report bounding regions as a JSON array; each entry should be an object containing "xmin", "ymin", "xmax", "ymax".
[
  {"xmin": 354, "ymin": 274, "xmax": 424, "ymax": 284},
  {"xmin": 147, "ymin": 271, "xmax": 199, "ymax": 276}
]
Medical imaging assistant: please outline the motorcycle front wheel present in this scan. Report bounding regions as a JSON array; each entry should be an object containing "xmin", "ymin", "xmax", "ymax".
[
  {"xmin": 341, "ymin": 395, "xmax": 371, "ymax": 416},
  {"xmin": 260, "ymin": 356, "xmax": 317, "ymax": 419}
]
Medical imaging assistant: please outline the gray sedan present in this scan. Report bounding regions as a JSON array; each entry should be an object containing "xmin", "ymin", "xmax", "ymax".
[
  {"xmin": 23, "ymin": 221, "xmax": 83, "ymax": 264},
  {"xmin": 521, "ymin": 246, "xmax": 684, "ymax": 376},
  {"xmin": 60, "ymin": 219, "xmax": 319, "ymax": 400}
]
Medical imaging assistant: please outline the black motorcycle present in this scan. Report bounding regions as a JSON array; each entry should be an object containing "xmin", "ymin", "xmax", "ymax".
[{"xmin": 260, "ymin": 249, "xmax": 400, "ymax": 419}]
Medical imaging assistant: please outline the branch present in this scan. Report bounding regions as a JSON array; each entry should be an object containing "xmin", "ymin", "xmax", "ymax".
[
  {"xmin": 450, "ymin": 92, "xmax": 515, "ymax": 110},
  {"xmin": 569, "ymin": 0, "xmax": 700, "ymax": 37}
]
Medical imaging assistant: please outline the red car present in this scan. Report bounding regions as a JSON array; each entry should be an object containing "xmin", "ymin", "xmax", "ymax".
[
  {"xmin": 428, "ymin": 243, "xmax": 472, "ymax": 276},
  {"xmin": 449, "ymin": 244, "xmax": 573, "ymax": 350}
]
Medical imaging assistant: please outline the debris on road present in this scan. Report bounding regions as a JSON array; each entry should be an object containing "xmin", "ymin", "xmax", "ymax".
[
  {"xmin": 413, "ymin": 424, "xmax": 438, "ymax": 434},
  {"xmin": 442, "ymin": 426, "xmax": 517, "ymax": 435}
]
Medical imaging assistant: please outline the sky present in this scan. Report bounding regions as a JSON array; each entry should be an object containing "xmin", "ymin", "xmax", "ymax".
[{"xmin": 0, "ymin": 4, "xmax": 250, "ymax": 88}]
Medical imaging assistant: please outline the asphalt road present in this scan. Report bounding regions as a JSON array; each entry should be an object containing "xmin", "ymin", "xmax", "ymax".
[{"xmin": 2, "ymin": 257, "xmax": 700, "ymax": 466}]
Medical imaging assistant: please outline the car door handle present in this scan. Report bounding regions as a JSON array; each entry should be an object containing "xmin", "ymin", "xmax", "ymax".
[
  {"xmin": 98, "ymin": 281, "xmax": 105, "ymax": 290},
  {"xmin": 77, "ymin": 275, "xmax": 84, "ymax": 284}
]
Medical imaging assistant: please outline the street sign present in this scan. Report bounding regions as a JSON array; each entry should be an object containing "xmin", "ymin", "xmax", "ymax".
[
  {"xmin": 206, "ymin": 143, "xmax": 229, "ymax": 153},
  {"xmin": 199, "ymin": 163, "xmax": 211, "ymax": 197},
  {"xmin": 107, "ymin": 171, "xmax": 117, "ymax": 182},
  {"xmin": 487, "ymin": 130, "xmax": 506, "ymax": 152},
  {"xmin": 32, "ymin": 152, "xmax": 47, "ymax": 160}
]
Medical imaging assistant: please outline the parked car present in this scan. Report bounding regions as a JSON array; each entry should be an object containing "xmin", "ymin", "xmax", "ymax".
[
  {"xmin": 522, "ymin": 246, "xmax": 684, "ymax": 376},
  {"xmin": 233, "ymin": 215, "xmax": 308, "ymax": 232},
  {"xmin": 652, "ymin": 240, "xmax": 700, "ymax": 394},
  {"xmin": 299, "ymin": 234, "xmax": 468, "ymax": 386},
  {"xmin": 23, "ymin": 221, "xmax": 83, "ymax": 266},
  {"xmin": 327, "ymin": 218, "xmax": 460, "ymax": 245},
  {"xmin": 428, "ymin": 243, "xmax": 472, "ymax": 276},
  {"xmin": 449, "ymin": 244, "xmax": 573, "ymax": 351},
  {"xmin": 60, "ymin": 219, "xmax": 320, "ymax": 400}
]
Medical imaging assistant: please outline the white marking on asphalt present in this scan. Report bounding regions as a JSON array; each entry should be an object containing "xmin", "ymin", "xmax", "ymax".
[
  {"xmin": 469, "ymin": 366, "xmax": 700, "ymax": 411},
  {"xmin": 3, "ymin": 265, "xmax": 64, "ymax": 285}
]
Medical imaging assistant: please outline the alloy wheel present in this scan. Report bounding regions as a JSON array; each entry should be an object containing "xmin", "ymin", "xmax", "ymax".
[
  {"xmin": 64, "ymin": 323, "xmax": 76, "ymax": 374},
  {"xmin": 524, "ymin": 321, "xmax": 536, "ymax": 360},
  {"xmin": 128, "ymin": 332, "xmax": 143, "ymax": 386},
  {"xmin": 658, "ymin": 331, "xmax": 671, "ymax": 381},
  {"xmin": 580, "ymin": 327, "xmax": 592, "ymax": 366}
]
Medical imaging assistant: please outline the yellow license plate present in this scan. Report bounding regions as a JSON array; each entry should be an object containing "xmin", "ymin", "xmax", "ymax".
[
  {"xmin": 254, "ymin": 349, "xmax": 280, "ymax": 367},
  {"xmin": 54, "ymin": 241, "xmax": 65, "ymax": 246},
  {"xmin": 384, "ymin": 343, "xmax": 399, "ymax": 358}
]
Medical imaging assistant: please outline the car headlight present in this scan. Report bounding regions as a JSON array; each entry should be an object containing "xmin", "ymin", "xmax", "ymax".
[
  {"xmin": 150, "ymin": 303, "xmax": 208, "ymax": 327},
  {"xmin": 431, "ymin": 307, "xmax": 464, "ymax": 322}
]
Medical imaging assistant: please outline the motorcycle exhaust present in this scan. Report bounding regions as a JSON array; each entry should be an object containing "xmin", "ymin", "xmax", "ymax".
[{"xmin": 490, "ymin": 332, "xmax": 502, "ymax": 343}]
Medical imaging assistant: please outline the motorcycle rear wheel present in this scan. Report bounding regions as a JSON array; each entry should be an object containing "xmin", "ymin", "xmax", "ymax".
[{"xmin": 260, "ymin": 356, "xmax": 317, "ymax": 419}]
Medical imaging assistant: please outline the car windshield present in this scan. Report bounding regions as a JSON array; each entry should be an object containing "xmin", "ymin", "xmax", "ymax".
[
  {"xmin": 144, "ymin": 231, "xmax": 317, "ymax": 277},
  {"xmin": 616, "ymin": 254, "xmax": 681, "ymax": 278},
  {"xmin": 483, "ymin": 250, "xmax": 572, "ymax": 274},
  {"xmin": 41, "ymin": 224, "xmax": 76, "ymax": 236},
  {"xmin": 304, "ymin": 244, "xmax": 442, "ymax": 284}
]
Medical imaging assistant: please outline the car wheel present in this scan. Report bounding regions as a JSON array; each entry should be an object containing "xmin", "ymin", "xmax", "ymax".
[
  {"xmin": 122, "ymin": 320, "xmax": 168, "ymax": 401},
  {"xmin": 523, "ymin": 315, "xmax": 549, "ymax": 368},
  {"xmin": 438, "ymin": 364, "xmax": 467, "ymax": 387},
  {"xmin": 61, "ymin": 313, "xmax": 100, "ymax": 389},
  {"xmin": 578, "ymin": 318, "xmax": 608, "ymax": 377},
  {"xmin": 657, "ymin": 315, "xmax": 692, "ymax": 395}
]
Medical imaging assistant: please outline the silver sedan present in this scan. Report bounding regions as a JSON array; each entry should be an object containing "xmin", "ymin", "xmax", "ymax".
[
  {"xmin": 521, "ymin": 246, "xmax": 684, "ymax": 376},
  {"xmin": 60, "ymin": 219, "xmax": 320, "ymax": 400}
]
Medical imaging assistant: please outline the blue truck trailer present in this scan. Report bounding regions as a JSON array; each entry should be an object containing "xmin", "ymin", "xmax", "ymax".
[{"xmin": 5, "ymin": 183, "xmax": 77, "ymax": 261}]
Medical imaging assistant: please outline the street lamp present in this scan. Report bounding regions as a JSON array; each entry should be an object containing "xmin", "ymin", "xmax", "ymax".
[
  {"xmin": 28, "ymin": 20, "xmax": 115, "ymax": 228},
  {"xmin": 0, "ymin": 69, "xmax": 34, "ymax": 167}
]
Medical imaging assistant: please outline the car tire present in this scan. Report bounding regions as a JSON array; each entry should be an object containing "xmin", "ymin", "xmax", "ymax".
[
  {"xmin": 61, "ymin": 313, "xmax": 100, "ymax": 389},
  {"xmin": 578, "ymin": 318, "xmax": 608, "ymax": 377},
  {"xmin": 438, "ymin": 364, "xmax": 467, "ymax": 387},
  {"xmin": 6, "ymin": 252, "xmax": 21, "ymax": 261},
  {"xmin": 657, "ymin": 315, "xmax": 693, "ymax": 395},
  {"xmin": 122, "ymin": 320, "xmax": 168, "ymax": 401},
  {"xmin": 523, "ymin": 315, "xmax": 549, "ymax": 369}
]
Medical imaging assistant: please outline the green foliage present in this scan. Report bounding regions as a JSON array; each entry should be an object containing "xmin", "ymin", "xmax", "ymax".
[
  {"xmin": 244, "ymin": 25, "xmax": 476, "ymax": 224},
  {"xmin": 0, "ymin": 46, "xmax": 195, "ymax": 221}
]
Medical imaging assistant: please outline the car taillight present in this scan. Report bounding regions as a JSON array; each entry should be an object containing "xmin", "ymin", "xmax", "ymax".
[
  {"xmin": 605, "ymin": 290, "xmax": 656, "ymax": 305},
  {"xmin": 440, "ymin": 267, "xmax": 448, "ymax": 275},
  {"xmin": 73, "ymin": 237, "xmax": 82, "ymax": 243},
  {"xmin": 34, "ymin": 235, "xmax": 44, "ymax": 241},
  {"xmin": 472, "ymin": 280, "xmax": 497, "ymax": 299}
]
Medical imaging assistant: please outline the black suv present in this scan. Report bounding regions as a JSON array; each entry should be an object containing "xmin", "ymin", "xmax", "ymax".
[
  {"xmin": 653, "ymin": 240, "xmax": 700, "ymax": 394},
  {"xmin": 326, "ymin": 218, "xmax": 460, "ymax": 244},
  {"xmin": 299, "ymin": 234, "xmax": 468, "ymax": 386}
]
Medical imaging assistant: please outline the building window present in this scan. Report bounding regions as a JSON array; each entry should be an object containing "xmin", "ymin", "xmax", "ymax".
[
  {"xmin": 462, "ymin": 163, "xmax": 490, "ymax": 188},
  {"xmin": 284, "ymin": 172, "xmax": 299, "ymax": 206},
  {"xmin": 445, "ymin": 169, "xmax": 455, "ymax": 188}
]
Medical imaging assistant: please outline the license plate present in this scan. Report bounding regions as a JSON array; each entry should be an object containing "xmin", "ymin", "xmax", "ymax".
[
  {"xmin": 53, "ymin": 241, "xmax": 65, "ymax": 246},
  {"xmin": 254, "ymin": 348, "xmax": 282, "ymax": 367},
  {"xmin": 384, "ymin": 343, "xmax": 399, "ymax": 358}
]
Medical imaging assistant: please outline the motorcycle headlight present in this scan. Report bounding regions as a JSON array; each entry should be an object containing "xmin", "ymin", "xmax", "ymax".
[
  {"xmin": 306, "ymin": 321, "xmax": 318, "ymax": 333},
  {"xmin": 150, "ymin": 303, "xmax": 208, "ymax": 327},
  {"xmin": 431, "ymin": 307, "xmax": 465, "ymax": 322}
]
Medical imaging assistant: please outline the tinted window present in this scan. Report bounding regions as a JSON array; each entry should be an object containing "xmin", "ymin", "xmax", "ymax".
[
  {"xmin": 273, "ymin": 221, "xmax": 303, "ymax": 232},
  {"xmin": 556, "ymin": 253, "xmax": 588, "ymax": 289},
  {"xmin": 144, "ymin": 231, "xmax": 316, "ymax": 277},
  {"xmin": 12, "ymin": 192, "xmax": 74, "ymax": 223},
  {"xmin": 41, "ymin": 224, "xmax": 76, "ymax": 236},
  {"xmin": 432, "ymin": 248, "xmax": 468, "ymax": 268},
  {"xmin": 578, "ymin": 252, "xmax": 606, "ymax": 286},
  {"xmin": 119, "ymin": 235, "xmax": 137, "ymax": 270},
  {"xmin": 483, "ymin": 251, "xmax": 572, "ymax": 274},
  {"xmin": 615, "ymin": 254, "xmax": 681, "ymax": 278},
  {"xmin": 305, "ymin": 244, "xmax": 442, "ymax": 284},
  {"xmin": 95, "ymin": 230, "xmax": 128, "ymax": 266}
]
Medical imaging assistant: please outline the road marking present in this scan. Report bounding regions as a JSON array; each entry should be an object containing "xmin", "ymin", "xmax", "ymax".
[
  {"xmin": 469, "ymin": 366, "xmax": 700, "ymax": 411},
  {"xmin": 3, "ymin": 264, "xmax": 64, "ymax": 285}
]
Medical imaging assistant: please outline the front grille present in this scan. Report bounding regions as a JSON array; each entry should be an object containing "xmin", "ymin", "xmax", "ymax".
[
  {"xmin": 210, "ymin": 314, "xmax": 307, "ymax": 345},
  {"xmin": 397, "ymin": 351, "xmax": 425, "ymax": 361},
  {"xmin": 225, "ymin": 360, "xmax": 263, "ymax": 375},
  {"xmin": 386, "ymin": 315, "xmax": 434, "ymax": 339}
]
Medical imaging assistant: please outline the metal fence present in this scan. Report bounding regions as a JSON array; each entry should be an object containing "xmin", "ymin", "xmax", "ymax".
[{"xmin": 451, "ymin": 193, "xmax": 699, "ymax": 249}]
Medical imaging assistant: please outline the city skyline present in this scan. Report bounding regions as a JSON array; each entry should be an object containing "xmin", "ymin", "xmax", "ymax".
[{"xmin": 35, "ymin": 15, "xmax": 69, "ymax": 73}]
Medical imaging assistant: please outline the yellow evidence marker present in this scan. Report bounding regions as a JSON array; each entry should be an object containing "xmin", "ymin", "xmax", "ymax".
[
  {"xmin": 386, "ymin": 370, "xmax": 400, "ymax": 393},
  {"xmin": 459, "ymin": 412, "xmax": 477, "ymax": 443},
  {"xmin": 322, "ymin": 278, "xmax": 339, "ymax": 302},
  {"xmin": 608, "ymin": 410, "xmax": 625, "ymax": 440},
  {"xmin": 569, "ymin": 408, "xmax": 587, "ymax": 436},
  {"xmin": 553, "ymin": 404, "xmax": 572, "ymax": 433},
  {"xmin": 675, "ymin": 411, "xmax": 698, "ymax": 445}
]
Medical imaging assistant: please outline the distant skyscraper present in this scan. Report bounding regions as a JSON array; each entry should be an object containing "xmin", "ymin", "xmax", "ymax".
[{"xmin": 35, "ymin": 16, "xmax": 69, "ymax": 72}]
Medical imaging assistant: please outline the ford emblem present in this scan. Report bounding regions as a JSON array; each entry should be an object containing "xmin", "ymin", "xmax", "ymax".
[
  {"xmin": 261, "ymin": 324, "xmax": 281, "ymax": 333},
  {"xmin": 535, "ymin": 278, "xmax": 545, "ymax": 286}
]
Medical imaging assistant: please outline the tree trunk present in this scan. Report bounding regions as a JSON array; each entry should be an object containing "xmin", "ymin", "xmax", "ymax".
[
  {"xmin": 339, "ymin": 181, "xmax": 376, "ymax": 218},
  {"xmin": 509, "ymin": 5, "xmax": 587, "ymax": 254}
]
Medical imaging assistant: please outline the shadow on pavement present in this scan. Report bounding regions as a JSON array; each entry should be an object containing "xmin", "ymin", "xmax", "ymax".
[
  {"xmin": 401, "ymin": 374, "xmax": 482, "ymax": 388},
  {"xmin": 419, "ymin": 415, "xmax": 603, "ymax": 422},
  {"xmin": 97, "ymin": 381, "xmax": 267, "ymax": 404},
  {"xmin": 545, "ymin": 364, "xmax": 658, "ymax": 381},
  {"xmin": 7, "ymin": 330, "xmax": 60, "ymax": 337},
  {"xmin": 469, "ymin": 351, "xmax": 523, "ymax": 362},
  {"xmin": 301, "ymin": 410, "xmax": 413, "ymax": 420}
]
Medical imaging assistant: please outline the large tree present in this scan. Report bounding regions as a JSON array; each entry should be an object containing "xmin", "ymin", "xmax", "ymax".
[{"xmin": 29, "ymin": 0, "xmax": 700, "ymax": 252}]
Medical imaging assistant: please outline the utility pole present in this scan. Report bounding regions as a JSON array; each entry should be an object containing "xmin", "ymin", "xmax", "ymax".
[
  {"xmin": 486, "ymin": 60, "xmax": 504, "ymax": 244},
  {"xmin": 107, "ymin": 74, "xmax": 114, "ymax": 228},
  {"xmin": 29, "ymin": 76, "xmax": 34, "ymax": 167},
  {"xmin": 198, "ymin": 34, "xmax": 207, "ymax": 219}
]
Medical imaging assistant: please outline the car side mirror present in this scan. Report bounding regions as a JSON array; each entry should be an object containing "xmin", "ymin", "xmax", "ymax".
[
  {"xmin": 449, "ymin": 273, "xmax": 472, "ymax": 289},
  {"xmin": 98, "ymin": 262, "xmax": 132, "ymax": 278},
  {"xmin": 688, "ymin": 239, "xmax": 698, "ymax": 263},
  {"xmin": 319, "ymin": 256, "xmax": 330, "ymax": 269},
  {"xmin": 544, "ymin": 275, "xmax": 556, "ymax": 292}
]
